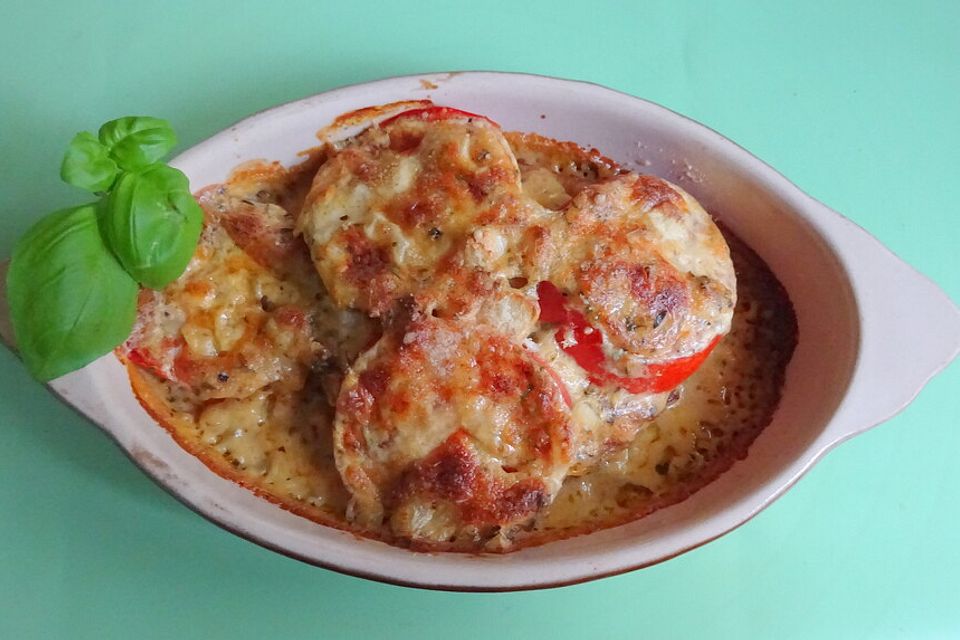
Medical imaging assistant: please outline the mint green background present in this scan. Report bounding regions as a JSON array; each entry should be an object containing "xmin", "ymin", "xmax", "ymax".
[{"xmin": 2, "ymin": 1, "xmax": 958, "ymax": 637}]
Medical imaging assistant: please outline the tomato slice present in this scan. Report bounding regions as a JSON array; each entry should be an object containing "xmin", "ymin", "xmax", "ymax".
[
  {"xmin": 123, "ymin": 336, "xmax": 183, "ymax": 382},
  {"xmin": 378, "ymin": 106, "xmax": 498, "ymax": 128},
  {"xmin": 126, "ymin": 347, "xmax": 163, "ymax": 375},
  {"xmin": 536, "ymin": 281, "xmax": 719, "ymax": 394}
]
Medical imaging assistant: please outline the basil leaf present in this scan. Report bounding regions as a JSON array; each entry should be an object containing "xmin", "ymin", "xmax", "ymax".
[
  {"xmin": 101, "ymin": 165, "xmax": 203, "ymax": 289},
  {"xmin": 60, "ymin": 132, "xmax": 119, "ymax": 192},
  {"xmin": 98, "ymin": 116, "xmax": 177, "ymax": 171},
  {"xmin": 6, "ymin": 204, "xmax": 138, "ymax": 381}
]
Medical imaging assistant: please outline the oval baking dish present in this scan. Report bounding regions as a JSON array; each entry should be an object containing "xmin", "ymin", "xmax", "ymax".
[{"xmin": 1, "ymin": 72, "xmax": 958, "ymax": 591}]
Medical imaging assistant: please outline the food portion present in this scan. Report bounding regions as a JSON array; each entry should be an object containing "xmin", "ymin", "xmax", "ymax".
[
  {"xmin": 503, "ymin": 146, "xmax": 738, "ymax": 474},
  {"xmin": 297, "ymin": 107, "xmax": 527, "ymax": 317},
  {"xmin": 119, "ymin": 219, "xmax": 318, "ymax": 400},
  {"xmin": 122, "ymin": 102, "xmax": 796, "ymax": 551},
  {"xmin": 335, "ymin": 316, "xmax": 574, "ymax": 545},
  {"xmin": 531, "ymin": 174, "xmax": 735, "ymax": 374}
]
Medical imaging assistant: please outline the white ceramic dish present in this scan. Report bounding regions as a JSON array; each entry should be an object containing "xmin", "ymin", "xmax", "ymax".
[{"xmin": 2, "ymin": 72, "xmax": 958, "ymax": 591}]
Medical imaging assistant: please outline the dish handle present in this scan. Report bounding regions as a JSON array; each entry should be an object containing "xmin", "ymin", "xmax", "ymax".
[{"xmin": 817, "ymin": 208, "xmax": 960, "ymax": 441}]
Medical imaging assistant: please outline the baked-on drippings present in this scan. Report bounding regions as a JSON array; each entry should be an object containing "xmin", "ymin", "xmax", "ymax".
[{"xmin": 123, "ymin": 103, "xmax": 797, "ymax": 552}]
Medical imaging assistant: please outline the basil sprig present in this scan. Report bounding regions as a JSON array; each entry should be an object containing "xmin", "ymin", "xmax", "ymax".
[{"xmin": 7, "ymin": 116, "xmax": 203, "ymax": 381}]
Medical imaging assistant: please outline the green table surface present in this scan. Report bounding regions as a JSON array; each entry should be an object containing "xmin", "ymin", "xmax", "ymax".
[{"xmin": 2, "ymin": 1, "xmax": 958, "ymax": 638}]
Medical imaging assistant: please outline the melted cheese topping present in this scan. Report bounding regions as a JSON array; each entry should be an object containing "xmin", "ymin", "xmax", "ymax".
[
  {"xmin": 119, "ymin": 220, "xmax": 318, "ymax": 400},
  {"xmin": 127, "ymin": 224, "xmax": 794, "ymax": 551},
  {"xmin": 297, "ymin": 112, "xmax": 526, "ymax": 316},
  {"xmin": 335, "ymin": 317, "xmax": 573, "ymax": 545},
  {"xmin": 523, "ymin": 175, "xmax": 736, "ymax": 368},
  {"xmin": 124, "ymin": 115, "xmax": 796, "ymax": 553}
]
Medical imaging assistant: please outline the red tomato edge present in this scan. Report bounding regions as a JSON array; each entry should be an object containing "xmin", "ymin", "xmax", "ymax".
[{"xmin": 378, "ymin": 106, "xmax": 498, "ymax": 128}]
